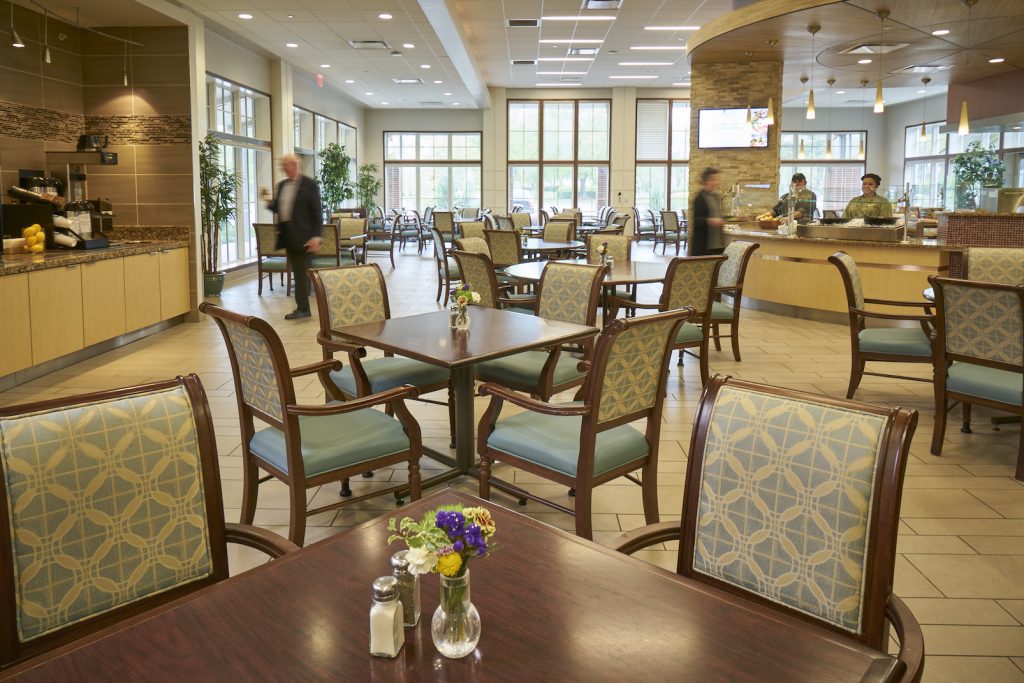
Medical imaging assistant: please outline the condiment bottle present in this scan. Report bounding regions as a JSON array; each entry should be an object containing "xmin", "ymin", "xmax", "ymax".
[
  {"xmin": 370, "ymin": 576, "xmax": 405, "ymax": 658},
  {"xmin": 391, "ymin": 550, "xmax": 421, "ymax": 627}
]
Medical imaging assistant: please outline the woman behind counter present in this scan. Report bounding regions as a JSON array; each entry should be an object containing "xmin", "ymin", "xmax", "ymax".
[
  {"xmin": 842, "ymin": 173, "xmax": 893, "ymax": 219},
  {"xmin": 689, "ymin": 167, "xmax": 725, "ymax": 256}
]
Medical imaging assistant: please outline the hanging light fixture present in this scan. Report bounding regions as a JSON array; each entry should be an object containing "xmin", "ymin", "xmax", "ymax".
[
  {"xmin": 766, "ymin": 96, "xmax": 775, "ymax": 126},
  {"xmin": 10, "ymin": 2, "xmax": 24, "ymax": 48},
  {"xmin": 859, "ymin": 79, "xmax": 868, "ymax": 159},
  {"xmin": 806, "ymin": 24, "xmax": 820, "ymax": 119},
  {"xmin": 43, "ymin": 9, "xmax": 51, "ymax": 63},
  {"xmin": 745, "ymin": 103, "xmax": 752, "ymax": 128},
  {"xmin": 123, "ymin": 41, "xmax": 129, "ymax": 86},
  {"xmin": 958, "ymin": 0, "xmax": 978, "ymax": 135},
  {"xmin": 825, "ymin": 77, "xmax": 835, "ymax": 159},
  {"xmin": 874, "ymin": 10, "xmax": 889, "ymax": 113},
  {"xmin": 920, "ymin": 77, "xmax": 931, "ymax": 140}
]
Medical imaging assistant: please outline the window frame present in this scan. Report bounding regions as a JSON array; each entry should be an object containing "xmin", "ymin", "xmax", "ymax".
[
  {"xmin": 634, "ymin": 98, "xmax": 691, "ymax": 213},
  {"xmin": 383, "ymin": 131, "xmax": 483, "ymax": 213},
  {"xmin": 779, "ymin": 130, "xmax": 868, "ymax": 214}
]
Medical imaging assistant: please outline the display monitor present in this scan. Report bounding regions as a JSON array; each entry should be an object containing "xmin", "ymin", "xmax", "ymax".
[{"xmin": 697, "ymin": 108, "xmax": 769, "ymax": 149}]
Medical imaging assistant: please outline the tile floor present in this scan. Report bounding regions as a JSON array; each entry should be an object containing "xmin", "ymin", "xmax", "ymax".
[{"xmin": 2, "ymin": 243, "xmax": 1022, "ymax": 682}]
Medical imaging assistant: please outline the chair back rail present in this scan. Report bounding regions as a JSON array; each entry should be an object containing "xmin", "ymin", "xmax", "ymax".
[
  {"xmin": 718, "ymin": 240, "xmax": 760, "ymax": 289},
  {"xmin": 485, "ymin": 229, "xmax": 522, "ymax": 267},
  {"xmin": 661, "ymin": 255, "xmax": 727, "ymax": 316},
  {"xmin": 451, "ymin": 250, "xmax": 500, "ymax": 308},
  {"xmin": 587, "ymin": 234, "xmax": 631, "ymax": 262},
  {"xmin": 535, "ymin": 262, "xmax": 606, "ymax": 327},
  {"xmin": 966, "ymin": 247, "xmax": 1024, "ymax": 285}
]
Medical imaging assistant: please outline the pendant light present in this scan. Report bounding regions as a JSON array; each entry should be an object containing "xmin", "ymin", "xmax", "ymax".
[
  {"xmin": 745, "ymin": 104, "xmax": 752, "ymax": 128},
  {"xmin": 858, "ymin": 79, "xmax": 868, "ymax": 159},
  {"xmin": 958, "ymin": 0, "xmax": 978, "ymax": 135},
  {"xmin": 874, "ymin": 10, "xmax": 888, "ymax": 113},
  {"xmin": 920, "ymin": 77, "xmax": 931, "ymax": 141},
  {"xmin": 806, "ymin": 25, "xmax": 820, "ymax": 119},
  {"xmin": 123, "ymin": 41, "xmax": 129, "ymax": 86},
  {"xmin": 10, "ymin": 2, "xmax": 24, "ymax": 48},
  {"xmin": 767, "ymin": 96, "xmax": 775, "ymax": 126},
  {"xmin": 825, "ymin": 78, "xmax": 835, "ymax": 159},
  {"xmin": 43, "ymin": 9, "xmax": 51, "ymax": 63}
]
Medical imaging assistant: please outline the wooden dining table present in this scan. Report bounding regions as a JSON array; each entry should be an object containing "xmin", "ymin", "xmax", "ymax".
[
  {"xmin": 521, "ymin": 237, "xmax": 584, "ymax": 255},
  {"xmin": 504, "ymin": 258, "xmax": 670, "ymax": 286},
  {"xmin": 0, "ymin": 490, "xmax": 904, "ymax": 681}
]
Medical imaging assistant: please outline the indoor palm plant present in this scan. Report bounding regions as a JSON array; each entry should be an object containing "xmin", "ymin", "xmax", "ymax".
[
  {"xmin": 356, "ymin": 163, "xmax": 383, "ymax": 215},
  {"xmin": 316, "ymin": 142, "xmax": 354, "ymax": 220},
  {"xmin": 952, "ymin": 141, "xmax": 1004, "ymax": 209},
  {"xmin": 199, "ymin": 134, "xmax": 240, "ymax": 297}
]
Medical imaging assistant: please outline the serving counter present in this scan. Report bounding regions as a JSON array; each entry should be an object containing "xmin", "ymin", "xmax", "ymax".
[{"xmin": 723, "ymin": 227, "xmax": 948, "ymax": 322}]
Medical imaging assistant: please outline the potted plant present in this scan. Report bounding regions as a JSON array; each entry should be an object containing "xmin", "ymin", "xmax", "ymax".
[
  {"xmin": 356, "ymin": 163, "xmax": 383, "ymax": 215},
  {"xmin": 316, "ymin": 142, "xmax": 354, "ymax": 220},
  {"xmin": 199, "ymin": 134, "xmax": 240, "ymax": 297},
  {"xmin": 952, "ymin": 141, "xmax": 1004, "ymax": 209}
]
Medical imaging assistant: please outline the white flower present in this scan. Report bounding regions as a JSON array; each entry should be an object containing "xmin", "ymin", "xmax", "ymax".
[
  {"xmin": 405, "ymin": 545, "xmax": 437, "ymax": 575},
  {"xmin": 471, "ymin": 292, "xmax": 481, "ymax": 304}
]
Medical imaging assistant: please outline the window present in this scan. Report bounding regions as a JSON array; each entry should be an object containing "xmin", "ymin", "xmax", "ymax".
[
  {"xmin": 507, "ymin": 99, "xmax": 610, "ymax": 219},
  {"xmin": 384, "ymin": 132, "xmax": 482, "ymax": 212},
  {"xmin": 903, "ymin": 125, "xmax": 1015, "ymax": 209},
  {"xmin": 780, "ymin": 131, "xmax": 866, "ymax": 214},
  {"xmin": 634, "ymin": 99, "xmax": 690, "ymax": 214}
]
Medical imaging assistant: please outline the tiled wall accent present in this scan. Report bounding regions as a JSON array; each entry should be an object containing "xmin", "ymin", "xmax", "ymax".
[
  {"xmin": 86, "ymin": 115, "xmax": 191, "ymax": 146},
  {"xmin": 688, "ymin": 61, "xmax": 783, "ymax": 211},
  {"xmin": 938, "ymin": 213, "xmax": 1024, "ymax": 277},
  {"xmin": 0, "ymin": 102, "xmax": 85, "ymax": 144}
]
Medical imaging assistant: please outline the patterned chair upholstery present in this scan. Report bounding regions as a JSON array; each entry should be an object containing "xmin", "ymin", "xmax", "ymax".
[
  {"xmin": 474, "ymin": 262, "xmax": 605, "ymax": 401},
  {"xmin": 460, "ymin": 221, "xmax": 486, "ymax": 240},
  {"xmin": 543, "ymin": 220, "xmax": 575, "ymax": 243},
  {"xmin": 454, "ymin": 236, "xmax": 491, "ymax": 258},
  {"xmin": 308, "ymin": 224, "xmax": 343, "ymax": 269},
  {"xmin": 485, "ymin": 229, "xmax": 523, "ymax": 268},
  {"xmin": 929, "ymin": 277, "xmax": 1024, "ymax": 481},
  {"xmin": 0, "ymin": 375, "xmax": 296, "ymax": 667},
  {"xmin": 586, "ymin": 234, "xmax": 635, "ymax": 317},
  {"xmin": 338, "ymin": 217, "xmax": 368, "ymax": 264},
  {"xmin": 495, "ymin": 215, "xmax": 515, "ymax": 230},
  {"xmin": 657, "ymin": 211, "xmax": 687, "ymax": 256},
  {"xmin": 510, "ymin": 213, "xmax": 532, "ymax": 230},
  {"xmin": 433, "ymin": 211, "xmax": 456, "ymax": 242},
  {"xmin": 829, "ymin": 252, "xmax": 934, "ymax": 399},
  {"xmin": 254, "ymin": 222, "xmax": 289, "ymax": 296},
  {"xmin": 431, "ymin": 227, "xmax": 461, "ymax": 305},
  {"xmin": 363, "ymin": 218, "xmax": 397, "ymax": 269},
  {"xmin": 613, "ymin": 375, "xmax": 924, "ymax": 682},
  {"xmin": 610, "ymin": 213, "xmax": 632, "ymax": 239},
  {"xmin": 477, "ymin": 308, "xmax": 694, "ymax": 539},
  {"xmin": 709, "ymin": 240, "xmax": 761, "ymax": 362},
  {"xmin": 199, "ymin": 302, "xmax": 423, "ymax": 546},
  {"xmin": 967, "ymin": 247, "xmax": 1024, "ymax": 284},
  {"xmin": 450, "ymin": 250, "xmax": 534, "ymax": 311}
]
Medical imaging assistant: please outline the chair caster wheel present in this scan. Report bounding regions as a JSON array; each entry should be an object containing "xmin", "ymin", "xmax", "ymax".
[
  {"xmin": 517, "ymin": 498, "xmax": 527, "ymax": 506},
  {"xmin": 340, "ymin": 484, "xmax": 352, "ymax": 498},
  {"xmin": 362, "ymin": 471, "xmax": 374, "ymax": 478},
  {"xmin": 568, "ymin": 488, "xmax": 576, "ymax": 497}
]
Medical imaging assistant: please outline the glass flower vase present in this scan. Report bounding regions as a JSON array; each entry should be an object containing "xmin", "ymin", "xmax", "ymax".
[
  {"xmin": 450, "ymin": 303, "xmax": 470, "ymax": 332},
  {"xmin": 431, "ymin": 571, "xmax": 481, "ymax": 659}
]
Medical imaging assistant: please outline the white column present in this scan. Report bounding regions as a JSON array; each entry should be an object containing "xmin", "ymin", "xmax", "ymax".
[{"xmin": 269, "ymin": 60, "xmax": 294, "ymax": 184}]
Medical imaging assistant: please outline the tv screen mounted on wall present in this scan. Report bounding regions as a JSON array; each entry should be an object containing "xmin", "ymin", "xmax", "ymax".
[{"xmin": 697, "ymin": 108, "xmax": 769, "ymax": 149}]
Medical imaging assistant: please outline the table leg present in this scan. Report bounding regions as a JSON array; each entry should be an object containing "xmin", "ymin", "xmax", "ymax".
[{"xmin": 452, "ymin": 365, "xmax": 475, "ymax": 472}]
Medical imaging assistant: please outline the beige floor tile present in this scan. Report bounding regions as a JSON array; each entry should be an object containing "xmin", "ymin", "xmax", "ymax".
[
  {"xmin": 970, "ymin": 489, "xmax": 1024, "ymax": 518},
  {"xmin": 964, "ymin": 537, "xmax": 1024, "ymax": 555},
  {"xmin": 999, "ymin": 601, "xmax": 1024, "ymax": 626},
  {"xmin": 920, "ymin": 656, "xmax": 1024, "ymax": 682},
  {"xmin": 908, "ymin": 555, "xmax": 1024, "ymax": 599},
  {"xmin": 903, "ymin": 519, "xmax": 1024, "ymax": 536},
  {"xmin": 894, "ymin": 556, "xmax": 944, "ymax": 598},
  {"xmin": 921, "ymin": 626, "xmax": 1024, "ymax": 656},
  {"xmin": 901, "ymin": 598, "xmax": 1019, "ymax": 625},
  {"xmin": 899, "ymin": 490, "xmax": 1002, "ymax": 518},
  {"xmin": 897, "ymin": 536, "xmax": 977, "ymax": 555}
]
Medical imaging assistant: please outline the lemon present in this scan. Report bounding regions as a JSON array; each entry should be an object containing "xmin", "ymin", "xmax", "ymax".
[
  {"xmin": 30, "ymin": 243, "xmax": 44, "ymax": 253},
  {"xmin": 22, "ymin": 227, "xmax": 34, "ymax": 237}
]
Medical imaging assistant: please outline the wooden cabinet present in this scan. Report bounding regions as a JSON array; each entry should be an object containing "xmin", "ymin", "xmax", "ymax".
[
  {"xmin": 0, "ymin": 274, "xmax": 33, "ymax": 376},
  {"xmin": 123, "ymin": 252, "xmax": 162, "ymax": 332},
  {"xmin": 82, "ymin": 258, "xmax": 127, "ymax": 347},
  {"xmin": 28, "ymin": 265, "xmax": 84, "ymax": 365},
  {"xmin": 159, "ymin": 248, "xmax": 190, "ymax": 319}
]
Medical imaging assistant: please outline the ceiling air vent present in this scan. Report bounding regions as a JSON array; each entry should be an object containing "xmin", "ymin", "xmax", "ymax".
[
  {"xmin": 890, "ymin": 64, "xmax": 943, "ymax": 74},
  {"xmin": 840, "ymin": 42, "xmax": 909, "ymax": 55},
  {"xmin": 560, "ymin": 76, "xmax": 583, "ymax": 82},
  {"xmin": 393, "ymin": 78, "xmax": 425, "ymax": 84},
  {"xmin": 419, "ymin": 101, "xmax": 445, "ymax": 107},
  {"xmin": 508, "ymin": 19, "xmax": 540, "ymax": 28},
  {"xmin": 584, "ymin": 0, "xmax": 620, "ymax": 8},
  {"xmin": 568, "ymin": 47, "xmax": 599, "ymax": 56},
  {"xmin": 512, "ymin": 59, "xmax": 538, "ymax": 66},
  {"xmin": 347, "ymin": 40, "xmax": 390, "ymax": 49}
]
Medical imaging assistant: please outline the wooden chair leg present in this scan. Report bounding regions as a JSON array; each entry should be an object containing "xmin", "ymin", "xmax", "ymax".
[
  {"xmin": 641, "ymin": 461, "xmax": 659, "ymax": 525},
  {"xmin": 712, "ymin": 323, "xmax": 723, "ymax": 352},
  {"xmin": 479, "ymin": 454, "xmax": 492, "ymax": 500},
  {"xmin": 407, "ymin": 458, "xmax": 422, "ymax": 501},
  {"xmin": 961, "ymin": 402, "xmax": 973, "ymax": 433},
  {"xmin": 1016, "ymin": 428, "xmax": 1024, "ymax": 481},
  {"xmin": 699, "ymin": 343, "xmax": 710, "ymax": 386},
  {"xmin": 340, "ymin": 478, "xmax": 352, "ymax": 497},
  {"xmin": 258, "ymin": 268, "xmax": 264, "ymax": 295},
  {"xmin": 447, "ymin": 384, "xmax": 456, "ymax": 449},
  {"xmin": 574, "ymin": 486, "xmax": 594, "ymax": 541},
  {"xmin": 240, "ymin": 455, "xmax": 260, "ymax": 524},
  {"xmin": 436, "ymin": 273, "xmax": 443, "ymax": 302},
  {"xmin": 846, "ymin": 357, "xmax": 865, "ymax": 399},
  {"xmin": 931, "ymin": 387, "xmax": 947, "ymax": 456},
  {"xmin": 730, "ymin": 315, "xmax": 742, "ymax": 362},
  {"xmin": 288, "ymin": 484, "xmax": 307, "ymax": 547},
  {"xmin": 389, "ymin": 249, "xmax": 395, "ymax": 269}
]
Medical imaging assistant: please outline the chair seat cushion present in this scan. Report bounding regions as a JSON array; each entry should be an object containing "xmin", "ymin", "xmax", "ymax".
[
  {"xmin": 947, "ymin": 362, "xmax": 1023, "ymax": 406},
  {"xmin": 503, "ymin": 293, "xmax": 536, "ymax": 313},
  {"xmin": 857, "ymin": 328, "xmax": 932, "ymax": 356},
  {"xmin": 711, "ymin": 300, "xmax": 733, "ymax": 321},
  {"xmin": 612, "ymin": 288, "xmax": 635, "ymax": 301},
  {"xmin": 260, "ymin": 256, "xmax": 288, "ymax": 272},
  {"xmin": 329, "ymin": 357, "xmax": 449, "ymax": 396},
  {"xmin": 366, "ymin": 240, "xmax": 393, "ymax": 250},
  {"xmin": 250, "ymin": 407, "xmax": 410, "ymax": 477},
  {"xmin": 487, "ymin": 409, "xmax": 649, "ymax": 478},
  {"xmin": 475, "ymin": 350, "xmax": 585, "ymax": 389},
  {"xmin": 662, "ymin": 231, "xmax": 684, "ymax": 240},
  {"xmin": 675, "ymin": 322, "xmax": 704, "ymax": 344},
  {"xmin": 310, "ymin": 257, "xmax": 340, "ymax": 268}
]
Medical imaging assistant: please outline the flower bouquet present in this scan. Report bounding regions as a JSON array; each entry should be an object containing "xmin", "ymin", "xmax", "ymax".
[
  {"xmin": 389, "ymin": 505, "xmax": 496, "ymax": 658},
  {"xmin": 449, "ymin": 284, "xmax": 481, "ymax": 331},
  {"xmin": 596, "ymin": 241, "xmax": 609, "ymax": 264}
]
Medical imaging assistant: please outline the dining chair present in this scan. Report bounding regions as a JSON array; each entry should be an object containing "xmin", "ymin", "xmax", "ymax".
[
  {"xmin": 829, "ymin": 252, "xmax": 934, "ymax": 399},
  {"xmin": 338, "ymin": 217, "xmax": 367, "ymax": 265},
  {"xmin": 495, "ymin": 215, "xmax": 515, "ymax": 230},
  {"xmin": 0, "ymin": 375, "xmax": 298, "ymax": 668},
  {"xmin": 657, "ymin": 210, "xmax": 687, "ymax": 255},
  {"xmin": 477, "ymin": 307, "xmax": 694, "ymax": 540},
  {"xmin": 485, "ymin": 228, "xmax": 523, "ymax": 269},
  {"xmin": 474, "ymin": 262, "xmax": 606, "ymax": 401},
  {"xmin": 710, "ymin": 240, "xmax": 761, "ymax": 361},
  {"xmin": 253, "ymin": 222, "xmax": 290, "ymax": 295},
  {"xmin": 454, "ymin": 236, "xmax": 491, "ymax": 257},
  {"xmin": 928, "ymin": 276, "xmax": 1024, "ymax": 481},
  {"xmin": 459, "ymin": 220, "xmax": 486, "ymax": 240},
  {"xmin": 309, "ymin": 224, "xmax": 346, "ymax": 269},
  {"xmin": 397, "ymin": 211, "xmax": 425, "ymax": 253},
  {"xmin": 450, "ymin": 250, "xmax": 534, "ymax": 310},
  {"xmin": 539, "ymin": 209, "xmax": 551, "ymax": 226},
  {"xmin": 200, "ymin": 302, "xmax": 423, "ymax": 546},
  {"xmin": 614, "ymin": 375, "xmax": 924, "ymax": 683},
  {"xmin": 433, "ymin": 211, "xmax": 457, "ymax": 243},
  {"xmin": 609, "ymin": 255, "xmax": 726, "ymax": 386},
  {"xmin": 543, "ymin": 219, "xmax": 576, "ymax": 243},
  {"xmin": 431, "ymin": 227, "xmax": 461, "ymax": 305},
  {"xmin": 422, "ymin": 206, "xmax": 434, "ymax": 228},
  {"xmin": 630, "ymin": 207, "xmax": 656, "ymax": 242},
  {"xmin": 310, "ymin": 264, "xmax": 455, "ymax": 448},
  {"xmin": 610, "ymin": 213, "xmax": 632, "ymax": 239},
  {"xmin": 510, "ymin": 212, "xmax": 532, "ymax": 230},
  {"xmin": 966, "ymin": 247, "xmax": 1024, "ymax": 284},
  {"xmin": 587, "ymin": 233, "xmax": 635, "ymax": 317},
  {"xmin": 363, "ymin": 218, "xmax": 397, "ymax": 269}
]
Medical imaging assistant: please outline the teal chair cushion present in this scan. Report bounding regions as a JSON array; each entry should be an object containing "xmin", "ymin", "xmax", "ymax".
[
  {"xmin": 487, "ymin": 410, "xmax": 649, "ymax": 478},
  {"xmin": 475, "ymin": 350, "xmax": 584, "ymax": 388},
  {"xmin": 947, "ymin": 362, "xmax": 1023, "ymax": 406},
  {"xmin": 710, "ymin": 300, "xmax": 733, "ymax": 321},
  {"xmin": 310, "ymin": 257, "xmax": 339, "ymax": 268},
  {"xmin": 261, "ymin": 256, "xmax": 288, "ymax": 272},
  {"xmin": 249, "ymin": 407, "xmax": 410, "ymax": 477},
  {"xmin": 858, "ymin": 328, "xmax": 932, "ymax": 356},
  {"xmin": 504, "ymin": 293, "xmax": 536, "ymax": 313},
  {"xmin": 675, "ymin": 322, "xmax": 704, "ymax": 343},
  {"xmin": 329, "ymin": 357, "xmax": 449, "ymax": 396},
  {"xmin": 366, "ymin": 240, "xmax": 392, "ymax": 251},
  {"xmin": 663, "ymin": 231, "xmax": 683, "ymax": 240},
  {"xmin": 445, "ymin": 259, "xmax": 461, "ymax": 278}
]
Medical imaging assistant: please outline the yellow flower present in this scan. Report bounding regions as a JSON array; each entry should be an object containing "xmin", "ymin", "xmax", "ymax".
[
  {"xmin": 456, "ymin": 295, "xmax": 469, "ymax": 306},
  {"xmin": 463, "ymin": 507, "xmax": 496, "ymax": 537},
  {"xmin": 437, "ymin": 552, "xmax": 463, "ymax": 577}
]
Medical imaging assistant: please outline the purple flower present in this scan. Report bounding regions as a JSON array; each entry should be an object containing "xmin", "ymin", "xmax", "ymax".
[{"xmin": 453, "ymin": 540, "xmax": 464, "ymax": 552}]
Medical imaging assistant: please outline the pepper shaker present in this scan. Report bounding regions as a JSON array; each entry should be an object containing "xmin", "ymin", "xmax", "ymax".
[
  {"xmin": 369, "ymin": 576, "xmax": 405, "ymax": 658},
  {"xmin": 391, "ymin": 550, "xmax": 421, "ymax": 627}
]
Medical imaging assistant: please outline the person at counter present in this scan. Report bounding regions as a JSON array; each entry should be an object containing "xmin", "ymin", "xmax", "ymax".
[
  {"xmin": 771, "ymin": 173, "xmax": 817, "ymax": 221},
  {"xmin": 842, "ymin": 174, "xmax": 893, "ymax": 219},
  {"xmin": 689, "ymin": 167, "xmax": 725, "ymax": 256}
]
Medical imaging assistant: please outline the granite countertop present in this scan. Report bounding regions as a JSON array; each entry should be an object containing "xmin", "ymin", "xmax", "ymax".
[
  {"xmin": 724, "ymin": 227, "xmax": 942, "ymax": 249},
  {"xmin": 0, "ymin": 240, "xmax": 190, "ymax": 276}
]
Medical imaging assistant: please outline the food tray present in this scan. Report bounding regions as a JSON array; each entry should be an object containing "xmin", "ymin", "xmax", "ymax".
[{"xmin": 797, "ymin": 224, "xmax": 906, "ymax": 242}]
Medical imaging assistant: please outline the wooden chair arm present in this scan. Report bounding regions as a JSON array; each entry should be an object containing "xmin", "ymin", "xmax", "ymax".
[
  {"xmin": 224, "ymin": 522, "xmax": 299, "ymax": 558},
  {"xmin": 851, "ymin": 308, "xmax": 935, "ymax": 322},
  {"xmin": 863, "ymin": 298, "xmax": 932, "ymax": 308},
  {"xmin": 290, "ymin": 359, "xmax": 342, "ymax": 377},
  {"xmin": 317, "ymin": 331, "xmax": 367, "ymax": 356},
  {"xmin": 886, "ymin": 594, "xmax": 925, "ymax": 683},
  {"xmin": 477, "ymin": 382, "xmax": 590, "ymax": 416},
  {"xmin": 715, "ymin": 285, "xmax": 740, "ymax": 295},
  {"xmin": 611, "ymin": 521, "xmax": 683, "ymax": 555},
  {"xmin": 287, "ymin": 385, "xmax": 419, "ymax": 416},
  {"xmin": 499, "ymin": 296, "xmax": 537, "ymax": 310},
  {"xmin": 576, "ymin": 359, "xmax": 592, "ymax": 373}
]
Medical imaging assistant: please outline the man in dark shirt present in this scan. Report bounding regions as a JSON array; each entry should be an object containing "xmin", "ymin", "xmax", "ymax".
[{"xmin": 771, "ymin": 173, "xmax": 817, "ymax": 221}]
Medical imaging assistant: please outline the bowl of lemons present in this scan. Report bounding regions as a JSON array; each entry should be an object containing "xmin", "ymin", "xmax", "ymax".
[{"xmin": 21, "ymin": 224, "xmax": 46, "ymax": 253}]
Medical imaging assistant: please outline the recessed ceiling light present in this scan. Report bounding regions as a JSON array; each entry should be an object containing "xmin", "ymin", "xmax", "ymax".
[
  {"xmin": 535, "ymin": 83, "xmax": 576, "ymax": 87},
  {"xmin": 644, "ymin": 25, "xmax": 700, "ymax": 31},
  {"xmin": 836, "ymin": 90, "xmax": 845, "ymax": 94},
  {"xmin": 286, "ymin": 43, "xmax": 298, "ymax": 48},
  {"xmin": 443, "ymin": 92, "xmax": 452, "ymax": 96},
  {"xmin": 857, "ymin": 58, "xmax": 872, "ymax": 64},
  {"xmin": 931, "ymin": 29, "xmax": 950, "ymax": 36},
  {"xmin": 320, "ymin": 64, "xmax": 330, "ymax": 68},
  {"xmin": 420, "ymin": 64, "xmax": 431, "ymax": 69},
  {"xmin": 630, "ymin": 46, "xmax": 686, "ymax": 51},
  {"xmin": 537, "ymin": 71, "xmax": 587, "ymax": 75},
  {"xmin": 542, "ymin": 15, "xmax": 615, "ymax": 21},
  {"xmin": 365, "ymin": 91, "xmax": 374, "ymax": 95},
  {"xmin": 672, "ymin": 82, "xmax": 691, "ymax": 86},
  {"xmin": 618, "ymin": 61, "xmax": 673, "ymax": 66},
  {"xmin": 989, "ymin": 57, "xmax": 1005, "ymax": 63},
  {"xmin": 345, "ymin": 79, "xmax": 354, "ymax": 84},
  {"xmin": 537, "ymin": 57, "xmax": 595, "ymax": 62},
  {"xmin": 378, "ymin": 13, "xmax": 393, "ymax": 20},
  {"xmin": 237, "ymin": 13, "xmax": 253, "ymax": 20},
  {"xmin": 538, "ymin": 39, "xmax": 603, "ymax": 44},
  {"xmin": 381, "ymin": 102, "xmax": 389, "ymax": 105},
  {"xmin": 918, "ymin": 89, "xmax": 926, "ymax": 93},
  {"xmin": 403, "ymin": 43, "xmax": 415, "ymax": 49},
  {"xmin": 1014, "ymin": 126, "xmax": 1022, "ymax": 130},
  {"xmin": 433, "ymin": 80, "xmax": 443, "ymax": 84},
  {"xmin": 452, "ymin": 102, "xmax": 460, "ymax": 105},
  {"xmin": 609, "ymin": 75, "xmax": 658, "ymax": 79},
  {"xmin": 286, "ymin": 14, "xmax": 294, "ymax": 19}
]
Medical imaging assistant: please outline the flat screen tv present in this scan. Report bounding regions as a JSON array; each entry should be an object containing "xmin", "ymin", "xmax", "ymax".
[{"xmin": 697, "ymin": 108, "xmax": 769, "ymax": 149}]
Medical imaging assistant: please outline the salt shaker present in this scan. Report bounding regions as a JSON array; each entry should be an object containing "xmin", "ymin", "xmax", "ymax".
[
  {"xmin": 369, "ymin": 576, "xmax": 405, "ymax": 658},
  {"xmin": 391, "ymin": 550, "xmax": 421, "ymax": 627}
]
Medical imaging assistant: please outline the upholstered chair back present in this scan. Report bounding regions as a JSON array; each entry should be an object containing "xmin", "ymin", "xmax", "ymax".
[
  {"xmin": 543, "ymin": 220, "xmax": 575, "ymax": 242},
  {"xmin": 313, "ymin": 265, "xmax": 389, "ymax": 331},
  {"xmin": 433, "ymin": 211, "xmax": 455, "ymax": 237},
  {"xmin": 495, "ymin": 215, "xmax": 515, "ymax": 230},
  {"xmin": 718, "ymin": 240, "xmax": 758, "ymax": 288},
  {"xmin": 967, "ymin": 247, "xmax": 1024, "ymax": 285},
  {"xmin": 663, "ymin": 256, "xmax": 726, "ymax": 316},
  {"xmin": 454, "ymin": 236, "xmax": 491, "ymax": 258},
  {"xmin": 451, "ymin": 250, "xmax": 499, "ymax": 308},
  {"xmin": 831, "ymin": 251, "xmax": 866, "ymax": 310},
  {"xmin": 681, "ymin": 376, "xmax": 917, "ymax": 647},
  {"xmin": 485, "ymin": 229, "xmax": 522, "ymax": 267},
  {"xmin": 587, "ymin": 234, "xmax": 631, "ymax": 262},
  {"xmin": 510, "ymin": 212, "xmax": 532, "ymax": 229},
  {"xmin": 610, "ymin": 213, "xmax": 632, "ymax": 238},
  {"xmin": 254, "ymin": 223, "xmax": 284, "ymax": 256},
  {"xmin": 338, "ymin": 217, "xmax": 367, "ymax": 248},
  {"xmin": 313, "ymin": 224, "xmax": 339, "ymax": 258},
  {"xmin": 535, "ymin": 262, "xmax": 604, "ymax": 326},
  {"xmin": 661, "ymin": 211, "xmax": 680, "ymax": 232},
  {"xmin": 460, "ymin": 221, "xmax": 486, "ymax": 240},
  {"xmin": 932, "ymin": 277, "xmax": 1024, "ymax": 366}
]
